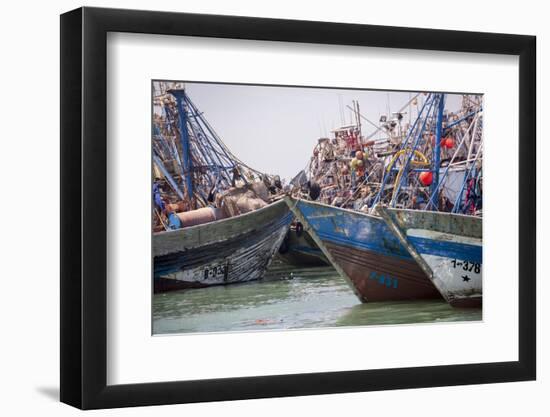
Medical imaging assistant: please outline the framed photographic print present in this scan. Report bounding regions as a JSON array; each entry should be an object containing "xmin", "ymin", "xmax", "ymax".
[{"xmin": 60, "ymin": 6, "xmax": 536, "ymax": 409}]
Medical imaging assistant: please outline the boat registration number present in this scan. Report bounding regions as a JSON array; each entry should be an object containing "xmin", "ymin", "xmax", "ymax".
[
  {"xmin": 369, "ymin": 271, "xmax": 398, "ymax": 289},
  {"xmin": 203, "ymin": 265, "xmax": 228, "ymax": 280},
  {"xmin": 451, "ymin": 259, "xmax": 481, "ymax": 274}
]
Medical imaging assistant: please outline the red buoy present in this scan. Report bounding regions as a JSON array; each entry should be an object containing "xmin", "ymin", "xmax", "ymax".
[
  {"xmin": 419, "ymin": 171, "xmax": 433, "ymax": 186},
  {"xmin": 444, "ymin": 138, "xmax": 455, "ymax": 148},
  {"xmin": 439, "ymin": 137, "xmax": 454, "ymax": 148}
]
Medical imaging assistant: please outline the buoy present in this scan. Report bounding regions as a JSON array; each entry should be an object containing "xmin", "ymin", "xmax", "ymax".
[
  {"xmin": 437, "ymin": 137, "xmax": 454, "ymax": 149},
  {"xmin": 444, "ymin": 138, "xmax": 455, "ymax": 148},
  {"xmin": 419, "ymin": 171, "xmax": 433, "ymax": 186},
  {"xmin": 355, "ymin": 150, "xmax": 364, "ymax": 160}
]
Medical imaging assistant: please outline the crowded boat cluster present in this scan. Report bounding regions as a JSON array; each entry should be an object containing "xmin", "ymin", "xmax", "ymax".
[
  {"xmin": 152, "ymin": 81, "xmax": 483, "ymax": 308},
  {"xmin": 297, "ymin": 93, "xmax": 483, "ymax": 215}
]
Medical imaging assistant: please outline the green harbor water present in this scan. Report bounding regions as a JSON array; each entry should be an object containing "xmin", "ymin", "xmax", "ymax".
[{"xmin": 152, "ymin": 262, "xmax": 482, "ymax": 335}]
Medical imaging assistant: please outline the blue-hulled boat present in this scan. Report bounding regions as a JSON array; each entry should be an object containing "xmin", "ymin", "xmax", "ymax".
[
  {"xmin": 379, "ymin": 207, "xmax": 482, "ymax": 307},
  {"xmin": 284, "ymin": 197, "xmax": 441, "ymax": 303}
]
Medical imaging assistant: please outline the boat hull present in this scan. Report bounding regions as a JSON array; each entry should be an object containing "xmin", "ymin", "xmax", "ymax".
[
  {"xmin": 379, "ymin": 208, "xmax": 482, "ymax": 308},
  {"xmin": 154, "ymin": 200, "xmax": 292, "ymax": 293},
  {"xmin": 277, "ymin": 229, "xmax": 329, "ymax": 267},
  {"xmin": 285, "ymin": 197, "xmax": 441, "ymax": 302}
]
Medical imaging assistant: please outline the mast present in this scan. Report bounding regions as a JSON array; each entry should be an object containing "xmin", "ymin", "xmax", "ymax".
[
  {"xmin": 168, "ymin": 89, "xmax": 194, "ymax": 203},
  {"xmin": 430, "ymin": 93, "xmax": 445, "ymax": 207}
]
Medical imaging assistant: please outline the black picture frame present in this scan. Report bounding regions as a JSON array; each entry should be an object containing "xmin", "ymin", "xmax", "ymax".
[{"xmin": 60, "ymin": 6, "xmax": 536, "ymax": 410}]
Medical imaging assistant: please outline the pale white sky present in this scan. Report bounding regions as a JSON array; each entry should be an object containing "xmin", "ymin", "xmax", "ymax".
[{"xmin": 185, "ymin": 82, "xmax": 465, "ymax": 181}]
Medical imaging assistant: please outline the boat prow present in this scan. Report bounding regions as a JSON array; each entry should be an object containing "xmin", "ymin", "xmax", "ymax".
[
  {"xmin": 378, "ymin": 207, "xmax": 482, "ymax": 308},
  {"xmin": 284, "ymin": 196, "xmax": 442, "ymax": 303}
]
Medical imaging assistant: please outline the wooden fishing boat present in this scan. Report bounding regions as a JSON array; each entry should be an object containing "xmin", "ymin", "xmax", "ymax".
[
  {"xmin": 154, "ymin": 199, "xmax": 292, "ymax": 292},
  {"xmin": 284, "ymin": 196, "xmax": 442, "ymax": 302},
  {"xmin": 378, "ymin": 207, "xmax": 482, "ymax": 307}
]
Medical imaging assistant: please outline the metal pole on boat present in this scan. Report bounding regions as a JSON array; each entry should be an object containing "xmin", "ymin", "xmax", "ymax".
[
  {"xmin": 371, "ymin": 94, "xmax": 432, "ymax": 208},
  {"xmin": 430, "ymin": 93, "xmax": 445, "ymax": 208},
  {"xmin": 168, "ymin": 89, "xmax": 194, "ymax": 203},
  {"xmin": 425, "ymin": 112, "xmax": 479, "ymax": 210},
  {"xmin": 152, "ymin": 153, "xmax": 185, "ymax": 201}
]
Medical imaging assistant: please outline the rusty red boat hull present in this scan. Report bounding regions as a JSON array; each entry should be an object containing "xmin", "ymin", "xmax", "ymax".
[
  {"xmin": 286, "ymin": 197, "xmax": 441, "ymax": 303},
  {"xmin": 324, "ymin": 242, "xmax": 441, "ymax": 302}
]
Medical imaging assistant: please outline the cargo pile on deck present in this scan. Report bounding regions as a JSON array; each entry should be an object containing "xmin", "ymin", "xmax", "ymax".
[{"xmin": 292, "ymin": 93, "xmax": 483, "ymax": 216}]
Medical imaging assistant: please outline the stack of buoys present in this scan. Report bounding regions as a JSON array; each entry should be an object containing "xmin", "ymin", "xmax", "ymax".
[{"xmin": 350, "ymin": 150, "xmax": 367, "ymax": 176}]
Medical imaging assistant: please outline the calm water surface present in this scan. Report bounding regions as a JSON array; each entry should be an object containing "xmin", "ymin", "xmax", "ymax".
[{"xmin": 153, "ymin": 262, "xmax": 481, "ymax": 335}]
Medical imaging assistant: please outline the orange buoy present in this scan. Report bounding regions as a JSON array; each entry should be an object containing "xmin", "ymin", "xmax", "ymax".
[
  {"xmin": 355, "ymin": 150, "xmax": 364, "ymax": 160},
  {"xmin": 419, "ymin": 171, "xmax": 433, "ymax": 186}
]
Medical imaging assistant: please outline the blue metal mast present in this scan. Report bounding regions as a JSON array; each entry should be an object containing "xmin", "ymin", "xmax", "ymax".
[
  {"xmin": 168, "ymin": 89, "xmax": 194, "ymax": 202},
  {"xmin": 389, "ymin": 94, "xmax": 437, "ymax": 207},
  {"xmin": 430, "ymin": 94, "xmax": 445, "ymax": 208}
]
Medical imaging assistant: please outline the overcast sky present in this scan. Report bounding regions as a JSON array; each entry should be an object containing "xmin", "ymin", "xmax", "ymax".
[{"xmin": 185, "ymin": 82, "xmax": 465, "ymax": 181}]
